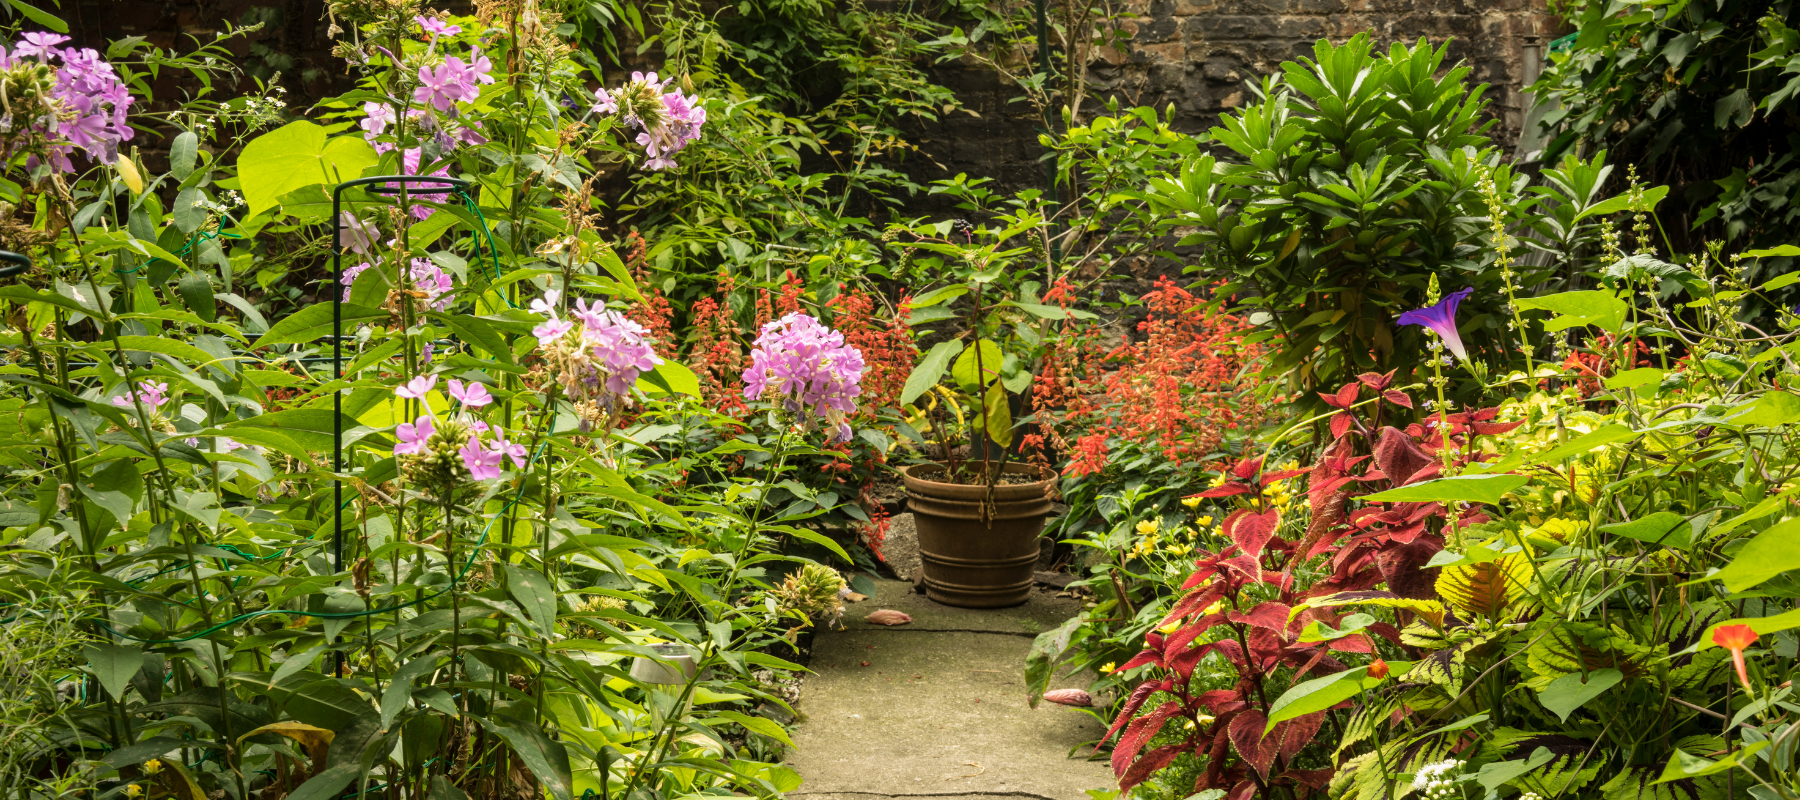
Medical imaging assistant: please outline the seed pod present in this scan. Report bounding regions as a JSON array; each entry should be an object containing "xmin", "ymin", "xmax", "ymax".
[{"xmin": 1041, "ymin": 688, "xmax": 1093, "ymax": 707}]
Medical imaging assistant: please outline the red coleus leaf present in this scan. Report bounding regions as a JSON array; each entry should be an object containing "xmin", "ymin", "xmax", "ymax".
[
  {"xmin": 1330, "ymin": 411, "xmax": 1354, "ymax": 440},
  {"xmin": 1112, "ymin": 700, "xmax": 1184, "ymax": 778},
  {"xmin": 1276, "ymin": 711, "xmax": 1327, "ymax": 761},
  {"xmin": 1287, "ymin": 769, "xmax": 1335, "ymax": 790},
  {"xmin": 1224, "ymin": 508, "xmax": 1282, "ymax": 560},
  {"xmin": 1228, "ymin": 601, "xmax": 1293, "ymax": 635},
  {"xmin": 1471, "ymin": 419, "xmax": 1525, "ymax": 435},
  {"xmin": 1193, "ymin": 690, "xmax": 1248, "ymax": 715},
  {"xmin": 1319, "ymin": 382, "xmax": 1359, "ymax": 410},
  {"xmin": 1227, "ymin": 781, "xmax": 1258, "ymax": 800},
  {"xmin": 1261, "ymin": 467, "xmax": 1312, "ymax": 484},
  {"xmin": 1200, "ymin": 482, "xmax": 1254, "ymax": 498},
  {"xmin": 1227, "ymin": 709, "xmax": 1280, "ymax": 779},
  {"xmin": 1231, "ymin": 456, "xmax": 1264, "ymax": 481},
  {"xmin": 1377, "ymin": 537, "xmax": 1444, "ymax": 599},
  {"xmin": 1119, "ymin": 743, "xmax": 1186, "ymax": 792},
  {"xmin": 1101, "ymin": 678, "xmax": 1169, "ymax": 748},
  {"xmin": 1356, "ymin": 370, "xmax": 1396, "ymax": 391},
  {"xmin": 1372, "ymin": 426, "xmax": 1435, "ymax": 488},
  {"xmin": 1382, "ymin": 390, "xmax": 1414, "ymax": 408},
  {"xmin": 1164, "ymin": 582, "xmax": 1228, "ymax": 626},
  {"xmin": 1115, "ymin": 647, "xmax": 1162, "ymax": 674}
]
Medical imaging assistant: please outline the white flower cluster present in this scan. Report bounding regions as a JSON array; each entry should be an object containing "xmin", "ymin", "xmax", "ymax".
[{"xmin": 1412, "ymin": 758, "xmax": 1464, "ymax": 800}]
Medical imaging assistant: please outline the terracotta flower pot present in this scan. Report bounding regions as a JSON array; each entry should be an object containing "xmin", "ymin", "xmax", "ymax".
[{"xmin": 901, "ymin": 463, "xmax": 1055, "ymax": 608}]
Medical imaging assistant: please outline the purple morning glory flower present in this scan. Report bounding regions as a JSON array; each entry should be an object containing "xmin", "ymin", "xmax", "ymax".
[{"xmin": 1397, "ymin": 287, "xmax": 1474, "ymax": 363}]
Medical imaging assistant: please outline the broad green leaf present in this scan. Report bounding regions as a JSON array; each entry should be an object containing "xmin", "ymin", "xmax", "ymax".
[
  {"xmin": 1745, "ymin": 245, "xmax": 1800, "ymax": 258},
  {"xmin": 983, "ymin": 381, "xmax": 1013, "ymax": 449},
  {"xmin": 239, "ymin": 121, "xmax": 379, "ymax": 218},
  {"xmin": 1477, "ymin": 747, "xmax": 1555, "ymax": 791},
  {"xmin": 1653, "ymin": 743, "xmax": 1766, "ymax": 784},
  {"xmin": 428, "ymin": 312, "xmax": 513, "ymax": 365},
  {"xmin": 900, "ymin": 340, "xmax": 962, "ymax": 406},
  {"xmin": 178, "ymin": 273, "xmax": 217, "ymax": 323},
  {"xmin": 1605, "ymin": 368, "xmax": 1666, "ymax": 390},
  {"xmin": 1601, "ymin": 512, "xmax": 1692, "ymax": 549},
  {"xmin": 1709, "ymin": 517, "xmax": 1800, "ymax": 592},
  {"xmin": 1515, "ymin": 290, "xmax": 1629, "ymax": 335},
  {"xmin": 1025, "ymin": 616, "xmax": 1082, "ymax": 709},
  {"xmin": 1575, "ymin": 185, "xmax": 1668, "ymax": 220},
  {"xmin": 637, "ymin": 361, "xmax": 700, "ymax": 398},
  {"xmin": 1537, "ymin": 668, "xmax": 1622, "ymax": 722},
  {"xmin": 115, "ymin": 335, "xmax": 217, "ymax": 366},
  {"xmin": 907, "ymin": 284, "xmax": 969, "ymax": 308},
  {"xmin": 171, "ymin": 131, "xmax": 199, "ymax": 181},
  {"xmin": 1265, "ymin": 664, "xmax": 1389, "ymax": 732},
  {"xmin": 479, "ymin": 717, "xmax": 574, "ymax": 800},
  {"xmin": 254, "ymin": 303, "xmax": 386, "ymax": 348},
  {"xmin": 1360, "ymin": 475, "xmax": 1528, "ymax": 504},
  {"xmin": 85, "ymin": 642, "xmax": 144, "ymax": 702},
  {"xmin": 951, "ymin": 339, "xmax": 1003, "ymax": 392},
  {"xmin": 226, "ymin": 409, "xmax": 366, "ymax": 454},
  {"xmin": 503, "ymin": 563, "xmax": 557, "ymax": 636},
  {"xmin": 6, "ymin": 0, "xmax": 69, "ymax": 32}
]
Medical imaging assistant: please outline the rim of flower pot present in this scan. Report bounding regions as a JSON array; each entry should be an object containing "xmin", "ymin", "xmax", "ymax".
[{"xmin": 900, "ymin": 462, "xmax": 1055, "ymax": 501}]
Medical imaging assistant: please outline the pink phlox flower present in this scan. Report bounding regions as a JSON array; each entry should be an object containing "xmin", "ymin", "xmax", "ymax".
[
  {"xmin": 408, "ymin": 258, "xmax": 455, "ymax": 310},
  {"xmin": 395, "ymin": 149, "xmax": 452, "ymax": 219},
  {"xmin": 591, "ymin": 88, "xmax": 618, "ymax": 115},
  {"xmin": 447, "ymin": 378, "xmax": 494, "ymax": 408},
  {"xmin": 395, "ymin": 373, "xmax": 438, "ymax": 401},
  {"xmin": 529, "ymin": 289, "xmax": 562, "ymax": 318},
  {"xmin": 339, "ymin": 212, "xmax": 379, "ymax": 255},
  {"xmin": 15, "ymin": 32, "xmax": 69, "ymax": 60},
  {"xmin": 395, "ymin": 414, "xmax": 435, "ymax": 455},
  {"xmin": 571, "ymin": 297, "xmax": 610, "ymax": 329},
  {"xmin": 460, "ymin": 434, "xmax": 503, "ymax": 480},
  {"xmin": 416, "ymin": 16, "xmax": 463, "ymax": 38},
  {"xmin": 491, "ymin": 431, "xmax": 529, "ymax": 469},
  {"xmin": 455, "ymin": 121, "xmax": 488, "ymax": 147},
  {"xmin": 340, "ymin": 261, "xmax": 373, "ymax": 302},
  {"xmin": 630, "ymin": 71, "xmax": 665, "ymax": 89},
  {"xmin": 581, "ymin": 308, "xmax": 664, "ymax": 396},
  {"xmin": 110, "ymin": 380, "xmax": 171, "ymax": 411},
  {"xmin": 469, "ymin": 420, "xmax": 490, "ymax": 433},
  {"xmin": 360, "ymin": 101, "xmax": 395, "ymax": 138},
  {"xmin": 413, "ymin": 61, "xmax": 466, "ymax": 113},
  {"xmin": 467, "ymin": 48, "xmax": 495, "ymax": 84},
  {"xmin": 533, "ymin": 318, "xmax": 574, "ymax": 347}
]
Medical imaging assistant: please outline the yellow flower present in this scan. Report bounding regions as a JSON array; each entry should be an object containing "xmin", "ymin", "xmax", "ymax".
[
  {"xmin": 1209, "ymin": 473, "xmax": 1229, "ymax": 488},
  {"xmin": 1099, "ymin": 662, "xmax": 1116, "ymax": 674},
  {"xmin": 1181, "ymin": 496, "xmax": 1203, "ymax": 509},
  {"xmin": 1136, "ymin": 519, "xmax": 1160, "ymax": 536},
  {"xmin": 143, "ymin": 759, "xmax": 162, "ymax": 775},
  {"xmin": 1202, "ymin": 600, "xmax": 1224, "ymax": 616},
  {"xmin": 1158, "ymin": 620, "xmax": 1182, "ymax": 634},
  {"xmin": 124, "ymin": 787, "xmax": 142, "ymax": 799},
  {"xmin": 1197, "ymin": 515, "xmax": 1214, "ymax": 528}
]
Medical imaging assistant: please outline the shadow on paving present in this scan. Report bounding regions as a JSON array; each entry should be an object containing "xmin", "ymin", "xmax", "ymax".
[{"xmin": 785, "ymin": 578, "xmax": 1116, "ymax": 800}]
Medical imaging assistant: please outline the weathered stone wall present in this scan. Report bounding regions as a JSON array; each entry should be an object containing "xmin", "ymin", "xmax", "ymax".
[{"xmin": 905, "ymin": 0, "xmax": 1559, "ymax": 197}]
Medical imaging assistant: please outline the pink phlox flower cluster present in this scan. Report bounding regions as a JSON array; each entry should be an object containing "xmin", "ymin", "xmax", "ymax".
[
  {"xmin": 742, "ymin": 313, "xmax": 865, "ymax": 441},
  {"xmin": 338, "ymin": 257, "xmax": 453, "ymax": 309},
  {"xmin": 638, "ymin": 88, "xmax": 705, "ymax": 170},
  {"xmin": 414, "ymin": 56, "xmax": 480, "ymax": 113},
  {"xmin": 447, "ymin": 378, "xmax": 492, "ymax": 408},
  {"xmin": 589, "ymin": 70, "xmax": 705, "ymax": 170},
  {"xmin": 395, "ymin": 414, "xmax": 435, "ymax": 455},
  {"xmin": 110, "ymin": 380, "xmax": 170, "ymax": 411},
  {"xmin": 395, "ymin": 148, "xmax": 453, "ymax": 220},
  {"xmin": 1, "ymin": 33, "xmax": 135, "ymax": 170},
  {"xmin": 532, "ymin": 294, "xmax": 664, "ymax": 412},
  {"xmin": 459, "ymin": 434, "xmax": 503, "ymax": 480}
]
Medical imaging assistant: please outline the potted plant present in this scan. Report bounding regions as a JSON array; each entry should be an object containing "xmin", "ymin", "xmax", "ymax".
[{"xmin": 888, "ymin": 215, "xmax": 1093, "ymax": 607}]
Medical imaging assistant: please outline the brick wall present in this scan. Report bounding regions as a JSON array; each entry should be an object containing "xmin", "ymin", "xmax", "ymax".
[{"xmin": 905, "ymin": 0, "xmax": 1560, "ymax": 198}]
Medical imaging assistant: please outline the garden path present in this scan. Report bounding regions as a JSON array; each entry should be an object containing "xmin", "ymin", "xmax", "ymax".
[{"xmin": 786, "ymin": 578, "xmax": 1114, "ymax": 800}]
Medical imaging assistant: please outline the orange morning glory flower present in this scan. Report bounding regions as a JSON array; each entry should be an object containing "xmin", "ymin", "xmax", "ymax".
[{"xmin": 1712, "ymin": 624, "xmax": 1759, "ymax": 692}]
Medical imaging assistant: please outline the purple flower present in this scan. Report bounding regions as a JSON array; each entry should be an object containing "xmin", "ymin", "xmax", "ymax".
[
  {"xmin": 447, "ymin": 379, "xmax": 493, "ymax": 408},
  {"xmin": 394, "ymin": 149, "xmax": 451, "ymax": 220},
  {"xmin": 581, "ymin": 308, "xmax": 664, "ymax": 396},
  {"xmin": 1397, "ymin": 287, "xmax": 1474, "ymax": 363},
  {"xmin": 534, "ymin": 318, "xmax": 574, "ymax": 346},
  {"xmin": 416, "ymin": 16, "xmax": 463, "ymax": 38},
  {"xmin": 341, "ymin": 261, "xmax": 372, "ymax": 301},
  {"xmin": 408, "ymin": 258, "xmax": 455, "ymax": 310},
  {"xmin": 421, "ymin": 342, "xmax": 436, "ymax": 365},
  {"xmin": 395, "ymin": 374, "xmax": 438, "ymax": 400},
  {"xmin": 360, "ymin": 101, "xmax": 395, "ymax": 146},
  {"xmin": 15, "ymin": 32, "xmax": 68, "ymax": 60},
  {"xmin": 742, "ymin": 313, "xmax": 865, "ymax": 441},
  {"xmin": 460, "ymin": 434, "xmax": 503, "ymax": 480},
  {"xmin": 395, "ymin": 414, "xmax": 435, "ymax": 455}
]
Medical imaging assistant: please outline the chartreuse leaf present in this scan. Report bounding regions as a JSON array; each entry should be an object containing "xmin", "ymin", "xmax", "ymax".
[
  {"xmin": 901, "ymin": 340, "xmax": 962, "ymax": 406},
  {"xmin": 637, "ymin": 361, "xmax": 701, "ymax": 397},
  {"xmin": 952, "ymin": 339, "xmax": 1003, "ymax": 391},
  {"xmin": 1360, "ymin": 474, "xmax": 1528, "ymax": 504},
  {"xmin": 983, "ymin": 381, "xmax": 1013, "ymax": 449},
  {"xmin": 1537, "ymin": 668, "xmax": 1622, "ymax": 722},
  {"xmin": 255, "ymin": 302, "xmax": 386, "ymax": 347},
  {"xmin": 238, "ymin": 121, "xmax": 379, "ymax": 218},
  {"xmin": 1698, "ymin": 607, "xmax": 1800, "ymax": 649},
  {"xmin": 1601, "ymin": 512, "xmax": 1692, "ymax": 549},
  {"xmin": 1515, "ymin": 290, "xmax": 1629, "ymax": 335},
  {"xmin": 1436, "ymin": 553, "xmax": 1534, "ymax": 619}
]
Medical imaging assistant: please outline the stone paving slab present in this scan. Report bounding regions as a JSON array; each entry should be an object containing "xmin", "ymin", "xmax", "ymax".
[{"xmin": 788, "ymin": 579, "xmax": 1113, "ymax": 800}]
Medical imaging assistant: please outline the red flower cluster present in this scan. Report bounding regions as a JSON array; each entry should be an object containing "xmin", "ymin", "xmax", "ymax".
[
  {"xmin": 827, "ymin": 286, "xmax": 918, "ymax": 417},
  {"xmin": 1555, "ymin": 333, "xmax": 1653, "ymax": 398},
  {"xmin": 1037, "ymin": 277, "xmax": 1271, "ymax": 476}
]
